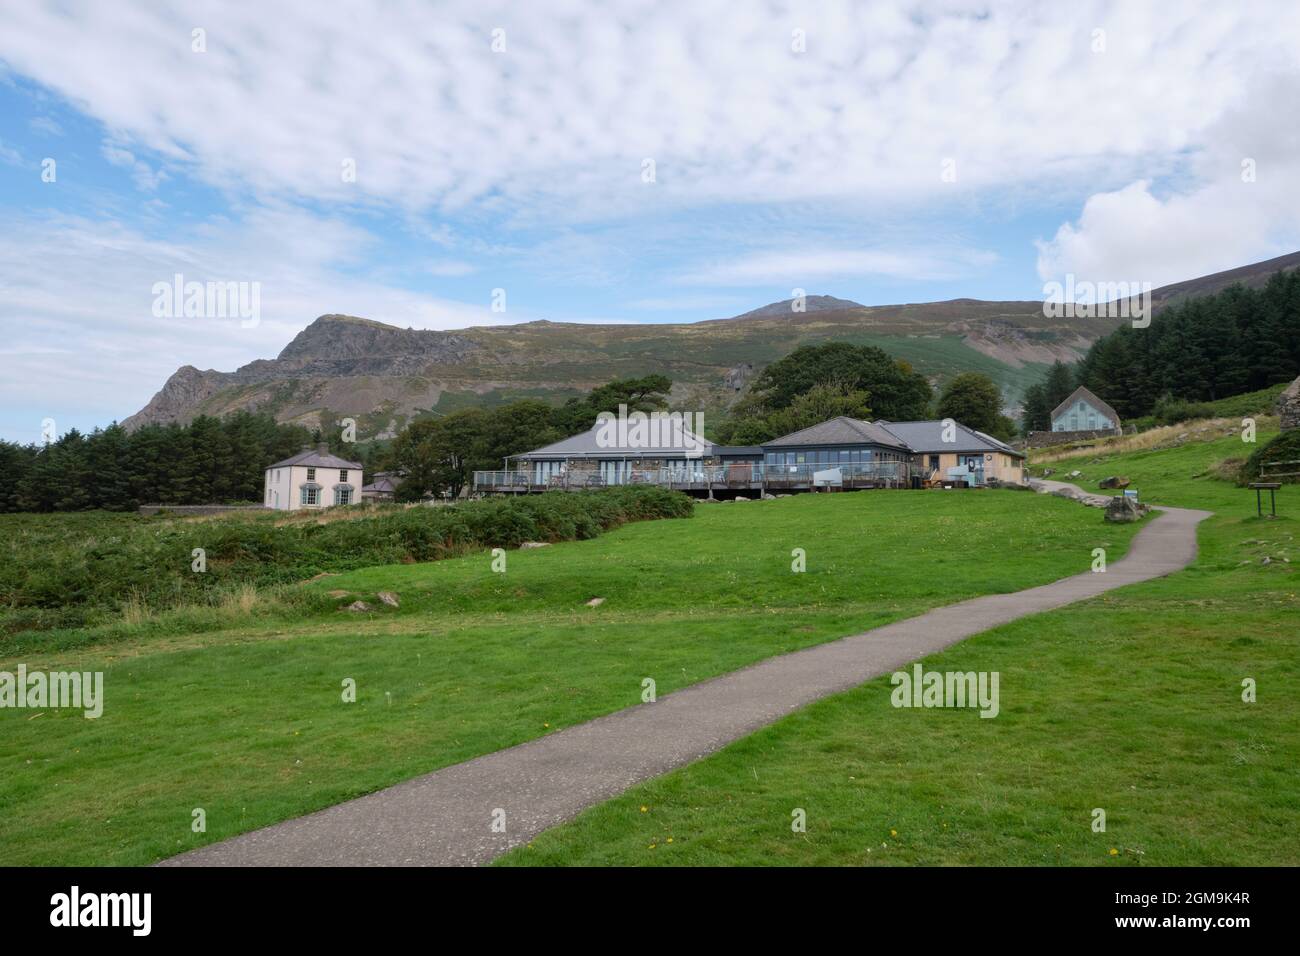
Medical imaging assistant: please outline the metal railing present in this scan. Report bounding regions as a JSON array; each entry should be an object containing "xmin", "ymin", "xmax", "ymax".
[{"xmin": 473, "ymin": 460, "xmax": 912, "ymax": 491}]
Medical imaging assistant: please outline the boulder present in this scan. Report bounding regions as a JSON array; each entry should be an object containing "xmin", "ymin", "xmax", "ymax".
[
  {"xmin": 1104, "ymin": 496, "xmax": 1143, "ymax": 523},
  {"xmin": 377, "ymin": 591, "xmax": 400, "ymax": 608},
  {"xmin": 345, "ymin": 600, "xmax": 372, "ymax": 612},
  {"xmin": 585, "ymin": 597, "xmax": 605, "ymax": 607},
  {"xmin": 520, "ymin": 541, "xmax": 551, "ymax": 549},
  {"xmin": 1098, "ymin": 475, "xmax": 1130, "ymax": 490}
]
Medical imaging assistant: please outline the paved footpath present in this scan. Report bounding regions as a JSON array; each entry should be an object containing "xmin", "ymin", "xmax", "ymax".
[{"xmin": 163, "ymin": 488, "xmax": 1210, "ymax": 867}]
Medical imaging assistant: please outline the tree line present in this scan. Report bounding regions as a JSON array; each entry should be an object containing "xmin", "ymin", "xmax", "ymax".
[
  {"xmin": 0, "ymin": 412, "xmax": 350, "ymax": 513},
  {"xmin": 1050, "ymin": 269, "xmax": 1300, "ymax": 424}
]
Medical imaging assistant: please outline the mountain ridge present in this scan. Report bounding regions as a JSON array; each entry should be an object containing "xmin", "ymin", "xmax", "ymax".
[{"xmin": 122, "ymin": 252, "xmax": 1300, "ymax": 436}]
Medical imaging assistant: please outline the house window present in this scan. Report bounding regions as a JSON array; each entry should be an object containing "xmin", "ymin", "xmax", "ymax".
[
  {"xmin": 307, "ymin": 467, "xmax": 316, "ymax": 481},
  {"xmin": 340, "ymin": 469, "xmax": 349, "ymax": 482},
  {"xmin": 928, "ymin": 455, "xmax": 940, "ymax": 472},
  {"xmin": 301, "ymin": 486, "xmax": 319, "ymax": 506},
  {"xmin": 335, "ymin": 487, "xmax": 352, "ymax": 505}
]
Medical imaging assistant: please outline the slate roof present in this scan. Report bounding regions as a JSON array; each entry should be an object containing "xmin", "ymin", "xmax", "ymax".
[
  {"xmin": 875, "ymin": 420, "xmax": 1025, "ymax": 458},
  {"xmin": 267, "ymin": 448, "xmax": 363, "ymax": 470},
  {"xmin": 1051, "ymin": 386, "xmax": 1121, "ymax": 426},
  {"xmin": 362, "ymin": 474, "xmax": 402, "ymax": 493},
  {"xmin": 511, "ymin": 421, "xmax": 712, "ymax": 460},
  {"xmin": 762, "ymin": 416, "xmax": 911, "ymax": 450}
]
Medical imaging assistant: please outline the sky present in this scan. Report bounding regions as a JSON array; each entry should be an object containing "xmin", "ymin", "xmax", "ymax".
[{"xmin": 2, "ymin": 0, "xmax": 1300, "ymax": 442}]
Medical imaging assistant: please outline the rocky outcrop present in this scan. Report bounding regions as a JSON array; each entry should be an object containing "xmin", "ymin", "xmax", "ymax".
[
  {"xmin": 123, "ymin": 315, "xmax": 485, "ymax": 430},
  {"xmin": 1278, "ymin": 376, "xmax": 1300, "ymax": 432},
  {"xmin": 122, "ymin": 365, "xmax": 235, "ymax": 429}
]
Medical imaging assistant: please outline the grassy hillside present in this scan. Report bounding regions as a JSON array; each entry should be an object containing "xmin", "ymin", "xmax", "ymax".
[
  {"xmin": 0, "ymin": 490, "xmax": 1138, "ymax": 865},
  {"xmin": 500, "ymin": 434, "xmax": 1299, "ymax": 866}
]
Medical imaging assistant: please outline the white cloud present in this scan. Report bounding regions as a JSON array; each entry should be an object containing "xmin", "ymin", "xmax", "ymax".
[
  {"xmin": 2, "ymin": 0, "xmax": 1297, "ymax": 218},
  {"xmin": 101, "ymin": 140, "xmax": 167, "ymax": 191},
  {"xmin": 1037, "ymin": 70, "xmax": 1300, "ymax": 287},
  {"xmin": 28, "ymin": 115, "xmax": 63, "ymax": 136},
  {"xmin": 0, "ymin": 209, "xmax": 510, "ymax": 424}
]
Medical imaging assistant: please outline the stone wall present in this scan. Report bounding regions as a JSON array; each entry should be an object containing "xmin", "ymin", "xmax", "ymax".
[
  {"xmin": 138, "ymin": 503, "xmax": 268, "ymax": 516},
  {"xmin": 1025, "ymin": 427, "xmax": 1122, "ymax": 449}
]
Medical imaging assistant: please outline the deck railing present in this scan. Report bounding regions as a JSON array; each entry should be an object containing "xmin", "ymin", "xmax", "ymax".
[{"xmin": 473, "ymin": 461, "xmax": 912, "ymax": 492}]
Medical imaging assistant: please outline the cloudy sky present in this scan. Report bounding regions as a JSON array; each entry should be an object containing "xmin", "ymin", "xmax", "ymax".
[{"xmin": 2, "ymin": 0, "xmax": 1299, "ymax": 441}]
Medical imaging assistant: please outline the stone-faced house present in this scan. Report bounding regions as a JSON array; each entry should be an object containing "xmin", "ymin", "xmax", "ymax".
[
  {"xmin": 1051, "ymin": 386, "xmax": 1121, "ymax": 435},
  {"xmin": 264, "ymin": 446, "xmax": 363, "ymax": 511}
]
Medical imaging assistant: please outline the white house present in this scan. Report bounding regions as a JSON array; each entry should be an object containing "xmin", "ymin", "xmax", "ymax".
[
  {"xmin": 1050, "ymin": 386, "xmax": 1121, "ymax": 434},
  {"xmin": 264, "ymin": 445, "xmax": 363, "ymax": 511}
]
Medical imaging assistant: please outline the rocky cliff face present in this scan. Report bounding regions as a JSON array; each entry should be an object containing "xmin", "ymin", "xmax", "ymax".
[
  {"xmin": 123, "ymin": 365, "xmax": 234, "ymax": 428},
  {"xmin": 275, "ymin": 314, "xmax": 481, "ymax": 367},
  {"xmin": 122, "ymin": 316, "xmax": 489, "ymax": 432}
]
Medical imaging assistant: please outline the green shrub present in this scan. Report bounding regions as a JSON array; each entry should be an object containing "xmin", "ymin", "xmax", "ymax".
[
  {"xmin": 0, "ymin": 488, "xmax": 694, "ymax": 635},
  {"xmin": 1152, "ymin": 397, "xmax": 1219, "ymax": 426},
  {"xmin": 1240, "ymin": 430, "xmax": 1300, "ymax": 485}
]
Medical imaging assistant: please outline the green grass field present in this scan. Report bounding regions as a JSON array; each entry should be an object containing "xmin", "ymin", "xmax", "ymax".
[
  {"xmin": 0, "ymin": 489, "xmax": 1136, "ymax": 865},
  {"xmin": 499, "ymin": 433, "xmax": 1300, "ymax": 866}
]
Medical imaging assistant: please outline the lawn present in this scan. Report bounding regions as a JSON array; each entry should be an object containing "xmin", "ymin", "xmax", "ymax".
[
  {"xmin": 0, "ymin": 489, "xmax": 1136, "ymax": 865},
  {"xmin": 499, "ymin": 433, "xmax": 1300, "ymax": 866}
]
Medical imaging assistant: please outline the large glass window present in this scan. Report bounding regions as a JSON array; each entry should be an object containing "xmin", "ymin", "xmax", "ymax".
[
  {"xmin": 300, "ymin": 486, "xmax": 319, "ymax": 506},
  {"xmin": 334, "ymin": 487, "xmax": 352, "ymax": 505}
]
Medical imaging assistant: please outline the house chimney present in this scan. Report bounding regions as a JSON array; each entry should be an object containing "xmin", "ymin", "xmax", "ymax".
[{"xmin": 317, "ymin": 442, "xmax": 329, "ymax": 455}]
